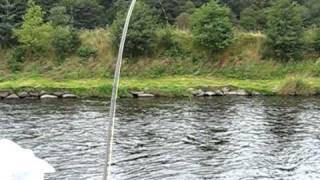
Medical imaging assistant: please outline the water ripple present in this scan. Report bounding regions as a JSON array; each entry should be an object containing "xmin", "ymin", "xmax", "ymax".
[{"xmin": 1, "ymin": 97, "xmax": 320, "ymax": 179}]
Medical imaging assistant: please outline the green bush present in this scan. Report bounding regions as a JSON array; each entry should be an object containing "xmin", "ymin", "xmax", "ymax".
[
  {"xmin": 266, "ymin": 0, "xmax": 303, "ymax": 61},
  {"xmin": 110, "ymin": 1, "xmax": 158, "ymax": 58},
  {"xmin": 191, "ymin": 0, "xmax": 233, "ymax": 58},
  {"xmin": 13, "ymin": 0, "xmax": 54, "ymax": 53},
  {"xmin": 156, "ymin": 28, "xmax": 189, "ymax": 58},
  {"xmin": 77, "ymin": 45, "xmax": 98, "ymax": 58},
  {"xmin": 52, "ymin": 26, "xmax": 80, "ymax": 60},
  {"xmin": 8, "ymin": 46, "xmax": 27, "ymax": 72}
]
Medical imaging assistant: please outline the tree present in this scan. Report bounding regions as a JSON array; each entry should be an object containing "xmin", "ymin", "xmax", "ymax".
[
  {"xmin": 52, "ymin": 26, "xmax": 80, "ymax": 60},
  {"xmin": 7, "ymin": 0, "xmax": 28, "ymax": 24},
  {"xmin": 0, "ymin": 0, "xmax": 28, "ymax": 48},
  {"xmin": 181, "ymin": 1, "xmax": 196, "ymax": 14},
  {"xmin": 176, "ymin": 12, "xmax": 191, "ymax": 30},
  {"xmin": 97, "ymin": 0, "xmax": 119, "ymax": 24},
  {"xmin": 191, "ymin": 0, "xmax": 233, "ymax": 57},
  {"xmin": 301, "ymin": 0, "xmax": 320, "ymax": 27},
  {"xmin": 254, "ymin": 0, "xmax": 274, "ymax": 9},
  {"xmin": 48, "ymin": 6, "xmax": 71, "ymax": 26},
  {"xmin": 240, "ymin": 5, "xmax": 267, "ymax": 31},
  {"xmin": 175, "ymin": 1, "xmax": 195, "ymax": 30},
  {"xmin": 239, "ymin": 0, "xmax": 274, "ymax": 31},
  {"xmin": 34, "ymin": 0, "xmax": 57, "ymax": 16},
  {"xmin": 292, "ymin": 0, "xmax": 308, "ymax": 5},
  {"xmin": 59, "ymin": 0, "xmax": 105, "ymax": 29},
  {"xmin": 13, "ymin": 0, "xmax": 54, "ymax": 52},
  {"xmin": 192, "ymin": 0, "xmax": 209, "ymax": 7},
  {"xmin": 240, "ymin": 6, "xmax": 258, "ymax": 31},
  {"xmin": 219, "ymin": 0, "xmax": 274, "ymax": 19},
  {"xmin": 266, "ymin": 0, "xmax": 303, "ymax": 60},
  {"xmin": 0, "ymin": 0, "xmax": 16, "ymax": 47},
  {"xmin": 104, "ymin": 0, "xmax": 129, "ymax": 25},
  {"xmin": 142, "ymin": 0, "xmax": 186, "ymax": 24},
  {"xmin": 110, "ymin": 1, "xmax": 158, "ymax": 57},
  {"xmin": 97, "ymin": 0, "xmax": 115, "ymax": 10},
  {"xmin": 219, "ymin": 0, "xmax": 252, "ymax": 18}
]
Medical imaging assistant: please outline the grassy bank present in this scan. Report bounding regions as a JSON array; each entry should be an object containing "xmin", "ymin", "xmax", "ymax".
[
  {"xmin": 1, "ymin": 76, "xmax": 320, "ymax": 97},
  {"xmin": 0, "ymin": 29, "xmax": 319, "ymax": 80},
  {"xmin": 0, "ymin": 29, "xmax": 319, "ymax": 97}
]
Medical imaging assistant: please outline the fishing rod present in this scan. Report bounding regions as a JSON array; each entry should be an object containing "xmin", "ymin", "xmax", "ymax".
[{"xmin": 103, "ymin": 0, "xmax": 137, "ymax": 180}]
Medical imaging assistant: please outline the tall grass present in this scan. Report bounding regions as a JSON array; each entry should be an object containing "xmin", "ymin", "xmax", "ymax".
[{"xmin": 279, "ymin": 77, "xmax": 316, "ymax": 96}]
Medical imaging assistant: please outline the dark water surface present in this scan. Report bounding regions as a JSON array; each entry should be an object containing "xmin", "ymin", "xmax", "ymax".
[{"xmin": 1, "ymin": 97, "xmax": 320, "ymax": 180}]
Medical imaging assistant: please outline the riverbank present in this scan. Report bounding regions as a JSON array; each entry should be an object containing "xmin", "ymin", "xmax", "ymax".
[
  {"xmin": 0, "ymin": 30, "xmax": 319, "ymax": 98},
  {"xmin": 0, "ymin": 76, "xmax": 319, "ymax": 98}
]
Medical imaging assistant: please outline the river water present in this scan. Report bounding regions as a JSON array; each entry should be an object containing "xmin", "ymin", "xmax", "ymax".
[{"xmin": 1, "ymin": 97, "xmax": 320, "ymax": 180}]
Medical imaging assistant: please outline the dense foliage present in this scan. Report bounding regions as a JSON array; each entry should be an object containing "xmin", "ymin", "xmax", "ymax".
[
  {"xmin": 0, "ymin": 0, "xmax": 27, "ymax": 47},
  {"xmin": 240, "ymin": 5, "xmax": 267, "ymax": 31},
  {"xmin": 48, "ymin": 6, "xmax": 71, "ymax": 27},
  {"xmin": 59, "ymin": 0, "xmax": 105, "ymax": 29},
  {"xmin": 266, "ymin": 0, "xmax": 303, "ymax": 60},
  {"xmin": 302, "ymin": 0, "xmax": 320, "ymax": 27},
  {"xmin": 191, "ymin": 0, "xmax": 233, "ymax": 55},
  {"xmin": 111, "ymin": 1, "xmax": 157, "ymax": 57},
  {"xmin": 13, "ymin": 0, "xmax": 54, "ymax": 53},
  {"xmin": 52, "ymin": 26, "xmax": 80, "ymax": 60},
  {"xmin": 0, "ymin": 0, "xmax": 17, "ymax": 47},
  {"xmin": 0, "ymin": 0, "xmax": 319, "ymax": 69},
  {"xmin": 0, "ymin": 0, "xmax": 318, "ymax": 31},
  {"xmin": 13, "ymin": 0, "xmax": 80, "ymax": 61}
]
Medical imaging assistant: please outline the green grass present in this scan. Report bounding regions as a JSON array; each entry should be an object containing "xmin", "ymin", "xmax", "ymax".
[
  {"xmin": 279, "ymin": 77, "xmax": 316, "ymax": 96},
  {"xmin": 0, "ymin": 76, "xmax": 306, "ymax": 97}
]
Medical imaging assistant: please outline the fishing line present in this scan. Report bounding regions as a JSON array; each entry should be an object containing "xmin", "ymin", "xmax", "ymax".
[{"xmin": 103, "ymin": 0, "xmax": 136, "ymax": 179}]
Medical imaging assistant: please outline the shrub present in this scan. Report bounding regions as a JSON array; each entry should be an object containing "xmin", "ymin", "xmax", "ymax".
[
  {"xmin": 156, "ymin": 28, "xmax": 190, "ymax": 58},
  {"xmin": 8, "ymin": 46, "xmax": 27, "ymax": 72},
  {"xmin": 191, "ymin": 0, "xmax": 233, "ymax": 58},
  {"xmin": 279, "ymin": 77, "xmax": 315, "ymax": 96},
  {"xmin": 77, "ymin": 45, "xmax": 98, "ymax": 58},
  {"xmin": 52, "ymin": 26, "xmax": 80, "ymax": 60},
  {"xmin": 266, "ymin": 0, "xmax": 303, "ymax": 61},
  {"xmin": 8, "ymin": 58, "xmax": 21, "ymax": 72},
  {"xmin": 110, "ymin": 1, "xmax": 158, "ymax": 58},
  {"xmin": 13, "ymin": 0, "xmax": 54, "ymax": 53}
]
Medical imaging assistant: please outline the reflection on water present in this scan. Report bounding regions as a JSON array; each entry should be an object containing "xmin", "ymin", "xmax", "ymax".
[{"xmin": 1, "ymin": 97, "xmax": 320, "ymax": 180}]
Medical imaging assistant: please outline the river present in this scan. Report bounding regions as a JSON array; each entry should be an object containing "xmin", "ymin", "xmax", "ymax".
[{"xmin": 1, "ymin": 97, "xmax": 320, "ymax": 180}]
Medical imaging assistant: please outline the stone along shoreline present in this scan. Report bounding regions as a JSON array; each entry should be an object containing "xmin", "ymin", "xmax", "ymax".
[
  {"xmin": 0, "ymin": 90, "xmax": 79, "ymax": 100},
  {"xmin": 0, "ymin": 87, "xmax": 264, "ymax": 100}
]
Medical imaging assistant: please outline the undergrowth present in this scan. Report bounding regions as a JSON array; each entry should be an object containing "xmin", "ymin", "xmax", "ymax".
[{"xmin": 0, "ymin": 28, "xmax": 319, "ymax": 82}]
